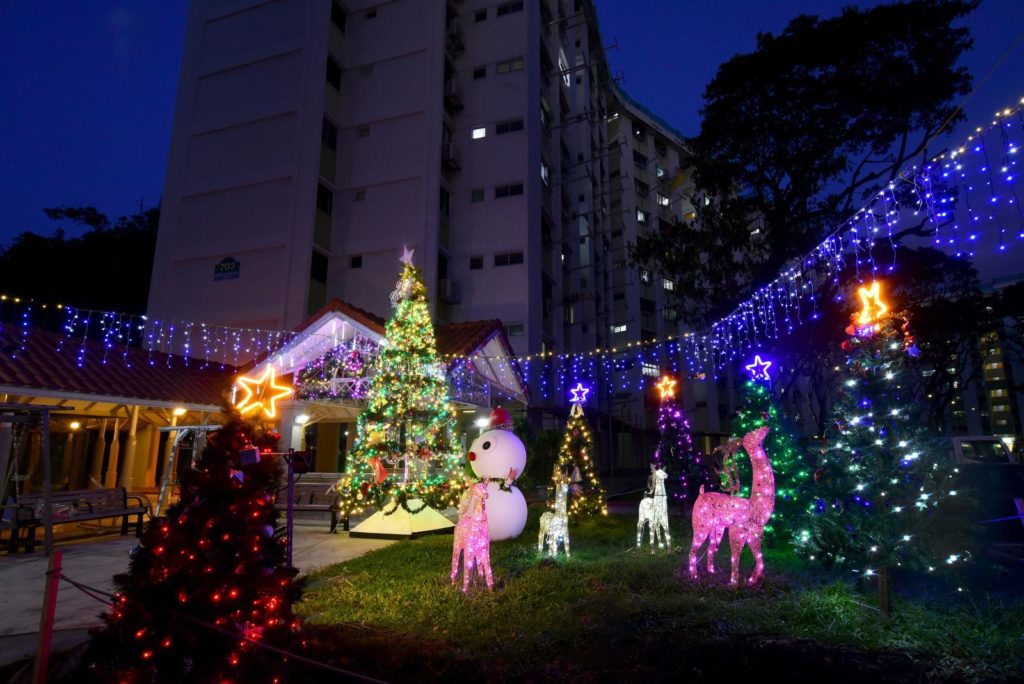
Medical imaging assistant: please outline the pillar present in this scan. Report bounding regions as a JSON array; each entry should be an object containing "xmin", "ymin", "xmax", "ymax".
[
  {"xmin": 277, "ymin": 405, "xmax": 303, "ymax": 452},
  {"xmin": 88, "ymin": 419, "xmax": 107, "ymax": 487},
  {"xmin": 118, "ymin": 406, "xmax": 140, "ymax": 491},
  {"xmin": 143, "ymin": 424, "xmax": 161, "ymax": 488},
  {"xmin": 0, "ymin": 415, "xmax": 12, "ymax": 495},
  {"xmin": 103, "ymin": 418, "xmax": 122, "ymax": 488}
]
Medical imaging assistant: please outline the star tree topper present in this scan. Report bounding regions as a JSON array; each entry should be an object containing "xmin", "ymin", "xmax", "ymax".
[
  {"xmin": 235, "ymin": 366, "xmax": 293, "ymax": 419},
  {"xmin": 400, "ymin": 245, "xmax": 415, "ymax": 266},
  {"xmin": 655, "ymin": 375, "xmax": 678, "ymax": 401},
  {"xmin": 569, "ymin": 382, "xmax": 590, "ymax": 404},
  {"xmin": 744, "ymin": 355, "xmax": 773, "ymax": 383},
  {"xmin": 856, "ymin": 281, "xmax": 888, "ymax": 327}
]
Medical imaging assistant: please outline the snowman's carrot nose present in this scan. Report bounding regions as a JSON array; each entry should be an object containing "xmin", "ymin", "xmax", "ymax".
[{"xmin": 468, "ymin": 451, "xmax": 477, "ymax": 461}]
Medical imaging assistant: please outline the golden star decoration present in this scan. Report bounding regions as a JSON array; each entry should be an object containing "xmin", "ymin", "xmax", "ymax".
[
  {"xmin": 656, "ymin": 375, "xmax": 678, "ymax": 400},
  {"xmin": 235, "ymin": 367, "xmax": 293, "ymax": 419},
  {"xmin": 856, "ymin": 281, "xmax": 889, "ymax": 326}
]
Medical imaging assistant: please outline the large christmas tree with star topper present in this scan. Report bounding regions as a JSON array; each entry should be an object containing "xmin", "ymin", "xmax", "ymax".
[
  {"xmin": 340, "ymin": 247, "xmax": 464, "ymax": 532},
  {"xmin": 551, "ymin": 384, "xmax": 607, "ymax": 517},
  {"xmin": 796, "ymin": 281, "xmax": 972, "ymax": 614}
]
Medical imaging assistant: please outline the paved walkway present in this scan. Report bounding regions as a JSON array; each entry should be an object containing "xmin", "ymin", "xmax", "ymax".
[{"xmin": 0, "ymin": 518, "xmax": 393, "ymax": 668}]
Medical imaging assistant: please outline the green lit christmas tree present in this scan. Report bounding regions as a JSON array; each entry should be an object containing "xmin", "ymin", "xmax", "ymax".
[
  {"xmin": 554, "ymin": 385, "xmax": 607, "ymax": 517},
  {"xmin": 796, "ymin": 282, "xmax": 972, "ymax": 614},
  {"xmin": 725, "ymin": 373, "xmax": 808, "ymax": 543},
  {"xmin": 339, "ymin": 247, "xmax": 463, "ymax": 519}
]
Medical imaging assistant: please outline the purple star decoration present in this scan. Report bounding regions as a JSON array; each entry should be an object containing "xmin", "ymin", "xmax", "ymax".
[
  {"xmin": 744, "ymin": 355, "xmax": 773, "ymax": 383},
  {"xmin": 569, "ymin": 382, "xmax": 590, "ymax": 404}
]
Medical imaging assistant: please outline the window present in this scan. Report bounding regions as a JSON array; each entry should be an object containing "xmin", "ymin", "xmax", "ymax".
[
  {"xmin": 495, "ymin": 183, "xmax": 524, "ymax": 198},
  {"xmin": 331, "ymin": 1, "xmax": 346, "ymax": 32},
  {"xmin": 655, "ymin": 140, "xmax": 667, "ymax": 157},
  {"xmin": 613, "ymin": 292, "xmax": 625, "ymax": 301},
  {"xmin": 662, "ymin": 278, "xmax": 675, "ymax": 291},
  {"xmin": 473, "ymin": 66, "xmax": 486, "ymax": 79},
  {"xmin": 472, "ymin": 126, "xmax": 487, "ymax": 139},
  {"xmin": 640, "ymin": 297, "xmax": 655, "ymax": 313},
  {"xmin": 636, "ymin": 209, "xmax": 650, "ymax": 225},
  {"xmin": 656, "ymin": 165, "xmax": 666, "ymax": 179},
  {"xmin": 657, "ymin": 192, "xmax": 670, "ymax": 207},
  {"xmin": 558, "ymin": 48, "xmax": 570, "ymax": 87},
  {"xmin": 365, "ymin": 9, "xmax": 376, "ymax": 19},
  {"xmin": 633, "ymin": 126, "xmax": 646, "ymax": 141},
  {"xmin": 663, "ymin": 307, "xmax": 677, "ymax": 321},
  {"xmin": 326, "ymin": 55, "xmax": 342, "ymax": 90},
  {"xmin": 439, "ymin": 188, "xmax": 450, "ymax": 218},
  {"xmin": 640, "ymin": 269, "xmax": 651, "ymax": 283},
  {"xmin": 350, "ymin": 255, "xmax": 363, "ymax": 269},
  {"xmin": 321, "ymin": 118, "xmax": 337, "ymax": 151},
  {"xmin": 310, "ymin": 251, "xmax": 328, "ymax": 283},
  {"xmin": 496, "ymin": 57, "xmax": 524, "ymax": 74},
  {"xmin": 541, "ymin": 161, "xmax": 550, "ymax": 186},
  {"xmin": 316, "ymin": 183, "xmax": 333, "ymax": 214},
  {"xmin": 494, "ymin": 251, "xmax": 524, "ymax": 266},
  {"xmin": 991, "ymin": 389, "xmax": 1008, "ymax": 397},
  {"xmin": 642, "ymin": 362, "xmax": 659, "ymax": 377},
  {"xmin": 357, "ymin": 125, "xmax": 370, "ymax": 138},
  {"xmin": 634, "ymin": 180, "xmax": 649, "ymax": 197},
  {"xmin": 611, "ymin": 323, "xmax": 627, "ymax": 334},
  {"xmin": 496, "ymin": 1, "xmax": 524, "ymax": 16},
  {"xmin": 495, "ymin": 118, "xmax": 524, "ymax": 134},
  {"xmin": 505, "ymin": 322, "xmax": 525, "ymax": 336},
  {"xmin": 470, "ymin": 256, "xmax": 484, "ymax": 270},
  {"xmin": 471, "ymin": 188, "xmax": 485, "ymax": 203},
  {"xmin": 633, "ymin": 150, "xmax": 648, "ymax": 167},
  {"xmin": 354, "ymin": 190, "xmax": 365, "ymax": 201},
  {"xmin": 475, "ymin": 9, "xmax": 487, "ymax": 22}
]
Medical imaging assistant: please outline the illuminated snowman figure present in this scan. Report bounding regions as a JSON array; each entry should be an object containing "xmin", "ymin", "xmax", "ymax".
[{"xmin": 467, "ymin": 407, "xmax": 528, "ymax": 540}]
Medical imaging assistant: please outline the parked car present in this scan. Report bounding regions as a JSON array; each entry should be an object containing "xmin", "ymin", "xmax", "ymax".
[{"xmin": 951, "ymin": 437, "xmax": 1024, "ymax": 543}]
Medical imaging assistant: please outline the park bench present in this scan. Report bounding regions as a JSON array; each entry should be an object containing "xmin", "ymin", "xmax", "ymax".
[
  {"xmin": 4, "ymin": 487, "xmax": 148, "ymax": 553},
  {"xmin": 280, "ymin": 472, "xmax": 345, "ymax": 533}
]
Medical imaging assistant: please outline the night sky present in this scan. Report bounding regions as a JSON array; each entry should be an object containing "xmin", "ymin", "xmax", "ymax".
[{"xmin": 1, "ymin": 1, "xmax": 1022, "ymax": 276}]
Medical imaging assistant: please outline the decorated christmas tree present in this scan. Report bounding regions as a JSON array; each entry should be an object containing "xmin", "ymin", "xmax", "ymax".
[
  {"xmin": 85, "ymin": 411, "xmax": 300, "ymax": 680},
  {"xmin": 340, "ymin": 247, "xmax": 463, "ymax": 519},
  {"xmin": 651, "ymin": 375, "xmax": 706, "ymax": 502},
  {"xmin": 725, "ymin": 360, "xmax": 809, "ymax": 542},
  {"xmin": 796, "ymin": 281, "xmax": 971, "ymax": 614},
  {"xmin": 553, "ymin": 384, "xmax": 607, "ymax": 517}
]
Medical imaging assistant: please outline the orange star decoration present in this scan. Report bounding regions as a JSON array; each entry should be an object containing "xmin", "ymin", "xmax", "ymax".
[
  {"xmin": 235, "ymin": 367, "xmax": 293, "ymax": 419},
  {"xmin": 656, "ymin": 375, "xmax": 678, "ymax": 401},
  {"xmin": 856, "ymin": 281, "xmax": 889, "ymax": 327}
]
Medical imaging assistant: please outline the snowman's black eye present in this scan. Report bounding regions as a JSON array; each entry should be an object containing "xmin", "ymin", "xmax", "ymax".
[{"xmin": 482, "ymin": 441, "xmax": 491, "ymax": 450}]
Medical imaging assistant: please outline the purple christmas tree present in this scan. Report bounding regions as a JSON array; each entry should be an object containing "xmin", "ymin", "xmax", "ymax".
[{"xmin": 651, "ymin": 376, "xmax": 708, "ymax": 501}]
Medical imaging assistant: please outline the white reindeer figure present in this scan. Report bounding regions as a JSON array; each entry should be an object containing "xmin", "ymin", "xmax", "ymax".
[
  {"xmin": 688, "ymin": 426, "xmax": 774, "ymax": 585},
  {"xmin": 538, "ymin": 466, "xmax": 571, "ymax": 558},
  {"xmin": 637, "ymin": 464, "xmax": 671, "ymax": 552},
  {"xmin": 451, "ymin": 480, "xmax": 493, "ymax": 592}
]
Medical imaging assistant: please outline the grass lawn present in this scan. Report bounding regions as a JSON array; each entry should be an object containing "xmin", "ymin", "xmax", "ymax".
[{"xmin": 295, "ymin": 508, "xmax": 1023, "ymax": 682}]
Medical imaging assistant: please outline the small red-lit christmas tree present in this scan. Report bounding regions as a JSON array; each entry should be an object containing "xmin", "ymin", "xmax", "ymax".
[{"xmin": 85, "ymin": 409, "xmax": 301, "ymax": 680}]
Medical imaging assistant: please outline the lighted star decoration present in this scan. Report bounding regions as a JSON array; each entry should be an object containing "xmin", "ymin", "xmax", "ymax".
[
  {"xmin": 744, "ymin": 355, "xmax": 773, "ymax": 383},
  {"xmin": 400, "ymin": 245, "xmax": 415, "ymax": 266},
  {"xmin": 856, "ymin": 281, "xmax": 888, "ymax": 326},
  {"xmin": 235, "ymin": 367, "xmax": 293, "ymax": 419},
  {"xmin": 655, "ymin": 375, "xmax": 678, "ymax": 400},
  {"xmin": 569, "ymin": 382, "xmax": 590, "ymax": 404}
]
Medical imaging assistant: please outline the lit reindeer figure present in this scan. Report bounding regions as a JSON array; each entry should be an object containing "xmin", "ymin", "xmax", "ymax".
[
  {"xmin": 451, "ymin": 480, "xmax": 493, "ymax": 592},
  {"xmin": 538, "ymin": 465, "xmax": 571, "ymax": 558},
  {"xmin": 688, "ymin": 426, "xmax": 774, "ymax": 585},
  {"xmin": 637, "ymin": 464, "xmax": 671, "ymax": 552}
]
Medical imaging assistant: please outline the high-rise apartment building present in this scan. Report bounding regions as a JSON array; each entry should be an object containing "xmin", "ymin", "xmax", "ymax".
[{"xmin": 149, "ymin": 0, "xmax": 703, "ymax": 449}]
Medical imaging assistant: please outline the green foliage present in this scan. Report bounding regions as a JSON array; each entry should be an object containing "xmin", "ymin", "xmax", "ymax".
[
  {"xmin": 728, "ymin": 380, "xmax": 810, "ymax": 541},
  {"xmin": 296, "ymin": 513, "xmax": 1022, "ymax": 681},
  {"xmin": 631, "ymin": 1, "xmax": 977, "ymax": 325},
  {"xmin": 798, "ymin": 312, "xmax": 975, "ymax": 576},
  {"xmin": 0, "ymin": 204, "xmax": 159, "ymax": 312},
  {"xmin": 513, "ymin": 416, "xmax": 561, "ymax": 489}
]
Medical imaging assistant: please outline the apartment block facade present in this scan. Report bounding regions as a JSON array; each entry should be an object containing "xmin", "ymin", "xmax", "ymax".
[{"xmin": 148, "ymin": 0, "xmax": 717, "ymax": 466}]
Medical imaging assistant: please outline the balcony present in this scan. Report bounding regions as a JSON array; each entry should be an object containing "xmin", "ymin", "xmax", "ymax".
[
  {"xmin": 442, "ymin": 143, "xmax": 461, "ymax": 172},
  {"xmin": 444, "ymin": 79, "xmax": 464, "ymax": 112},
  {"xmin": 445, "ymin": 18, "xmax": 464, "ymax": 54}
]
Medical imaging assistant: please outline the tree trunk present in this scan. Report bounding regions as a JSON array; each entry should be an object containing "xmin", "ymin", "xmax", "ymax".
[{"xmin": 877, "ymin": 567, "xmax": 892, "ymax": 617}]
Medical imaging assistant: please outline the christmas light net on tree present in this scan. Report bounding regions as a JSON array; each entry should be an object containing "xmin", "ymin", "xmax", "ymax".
[
  {"xmin": 86, "ymin": 411, "xmax": 301, "ymax": 681},
  {"xmin": 796, "ymin": 282, "xmax": 972, "ymax": 583},
  {"xmin": 338, "ymin": 248, "xmax": 464, "ymax": 517},
  {"xmin": 553, "ymin": 386, "xmax": 607, "ymax": 517},
  {"xmin": 725, "ymin": 378, "xmax": 809, "ymax": 542}
]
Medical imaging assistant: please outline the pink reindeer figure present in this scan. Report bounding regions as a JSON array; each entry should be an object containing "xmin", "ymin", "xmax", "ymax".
[
  {"xmin": 451, "ymin": 480, "xmax": 494, "ymax": 592},
  {"xmin": 688, "ymin": 425, "xmax": 774, "ymax": 585}
]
